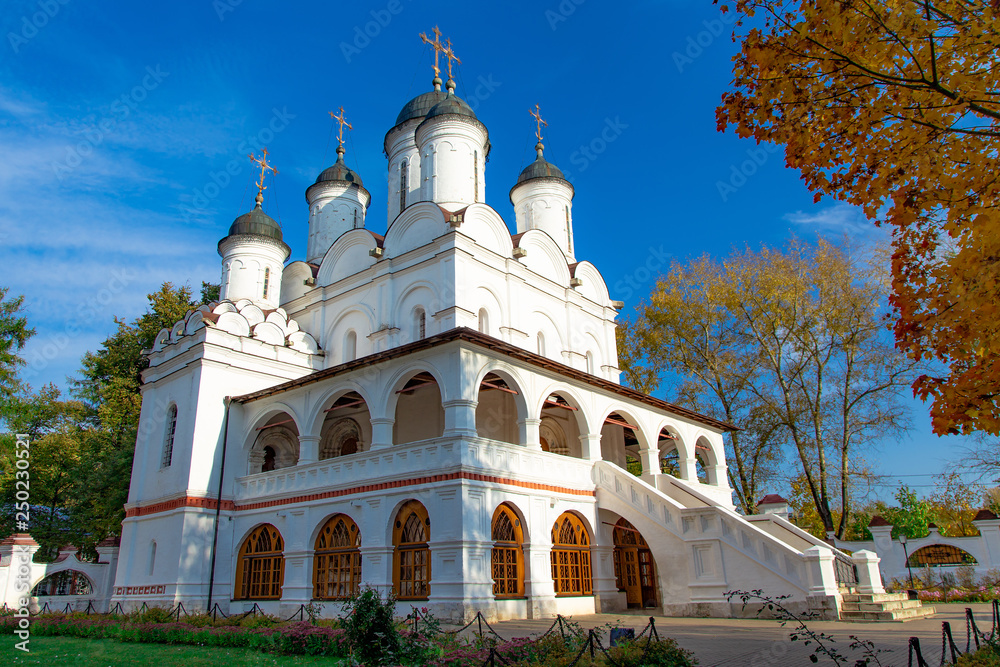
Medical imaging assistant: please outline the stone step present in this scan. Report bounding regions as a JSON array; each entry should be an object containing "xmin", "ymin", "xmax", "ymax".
[
  {"xmin": 840, "ymin": 605, "xmax": 935, "ymax": 623},
  {"xmin": 841, "ymin": 593, "xmax": 913, "ymax": 603},
  {"xmin": 840, "ymin": 599, "xmax": 925, "ymax": 612}
]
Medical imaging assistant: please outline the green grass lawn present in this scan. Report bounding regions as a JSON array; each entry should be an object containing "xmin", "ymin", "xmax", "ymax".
[{"xmin": 3, "ymin": 636, "xmax": 348, "ymax": 666}]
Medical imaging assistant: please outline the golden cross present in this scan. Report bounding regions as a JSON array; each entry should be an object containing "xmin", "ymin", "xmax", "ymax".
[
  {"xmin": 530, "ymin": 104, "xmax": 548, "ymax": 143},
  {"xmin": 248, "ymin": 148, "xmax": 278, "ymax": 198},
  {"xmin": 419, "ymin": 26, "xmax": 445, "ymax": 78},
  {"xmin": 443, "ymin": 38, "xmax": 461, "ymax": 80},
  {"xmin": 329, "ymin": 107, "xmax": 352, "ymax": 150}
]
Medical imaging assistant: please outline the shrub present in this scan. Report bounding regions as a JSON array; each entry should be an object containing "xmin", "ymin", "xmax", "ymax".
[
  {"xmin": 341, "ymin": 587, "xmax": 401, "ymax": 665},
  {"xmin": 135, "ymin": 607, "xmax": 175, "ymax": 624},
  {"xmin": 606, "ymin": 637, "xmax": 698, "ymax": 666},
  {"xmin": 958, "ymin": 642, "xmax": 1000, "ymax": 666}
]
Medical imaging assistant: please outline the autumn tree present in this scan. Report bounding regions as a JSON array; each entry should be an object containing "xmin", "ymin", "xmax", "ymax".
[
  {"xmin": 717, "ymin": 0, "xmax": 1000, "ymax": 435},
  {"xmin": 622, "ymin": 238, "xmax": 916, "ymax": 536}
]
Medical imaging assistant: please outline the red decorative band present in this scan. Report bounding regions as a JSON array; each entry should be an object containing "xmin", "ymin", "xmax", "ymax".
[
  {"xmin": 124, "ymin": 496, "xmax": 236, "ymax": 518},
  {"xmin": 126, "ymin": 472, "xmax": 594, "ymax": 517}
]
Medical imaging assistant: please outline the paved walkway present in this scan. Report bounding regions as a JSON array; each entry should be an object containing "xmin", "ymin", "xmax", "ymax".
[{"xmin": 446, "ymin": 603, "xmax": 993, "ymax": 666}]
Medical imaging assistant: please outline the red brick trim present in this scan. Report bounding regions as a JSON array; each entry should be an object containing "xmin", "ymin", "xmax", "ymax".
[
  {"xmin": 124, "ymin": 496, "xmax": 236, "ymax": 518},
  {"xmin": 126, "ymin": 473, "xmax": 593, "ymax": 517}
]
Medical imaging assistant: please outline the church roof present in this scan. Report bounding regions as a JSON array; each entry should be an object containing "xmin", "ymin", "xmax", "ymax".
[
  {"xmin": 425, "ymin": 92, "xmax": 477, "ymax": 121},
  {"xmin": 226, "ymin": 198, "xmax": 284, "ymax": 243},
  {"xmin": 232, "ymin": 327, "xmax": 738, "ymax": 433},
  {"xmin": 394, "ymin": 81, "xmax": 449, "ymax": 126},
  {"xmin": 516, "ymin": 152, "xmax": 565, "ymax": 184},
  {"xmin": 315, "ymin": 150, "xmax": 364, "ymax": 187}
]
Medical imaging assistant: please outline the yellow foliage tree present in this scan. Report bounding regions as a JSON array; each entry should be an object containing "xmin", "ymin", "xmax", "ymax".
[{"xmin": 717, "ymin": 0, "xmax": 1000, "ymax": 435}]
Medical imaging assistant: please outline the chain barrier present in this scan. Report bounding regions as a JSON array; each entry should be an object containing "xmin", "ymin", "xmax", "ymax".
[
  {"xmin": 942, "ymin": 622, "xmax": 960, "ymax": 664},
  {"xmin": 283, "ymin": 604, "xmax": 306, "ymax": 622},
  {"xmin": 908, "ymin": 636, "xmax": 930, "ymax": 667}
]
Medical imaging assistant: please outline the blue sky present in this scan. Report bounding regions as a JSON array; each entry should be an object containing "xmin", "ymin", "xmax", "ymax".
[{"xmin": 0, "ymin": 0, "xmax": 973, "ymax": 496}]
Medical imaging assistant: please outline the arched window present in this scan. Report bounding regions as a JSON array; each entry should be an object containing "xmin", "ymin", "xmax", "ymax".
[
  {"xmin": 492, "ymin": 504, "xmax": 524, "ymax": 598},
  {"xmin": 550, "ymin": 512, "xmax": 592, "ymax": 596},
  {"xmin": 393, "ymin": 500, "xmax": 430, "ymax": 600},
  {"xmin": 235, "ymin": 524, "xmax": 284, "ymax": 600},
  {"xmin": 320, "ymin": 418, "xmax": 361, "ymax": 460},
  {"xmin": 161, "ymin": 405, "xmax": 177, "ymax": 468},
  {"xmin": 263, "ymin": 267, "xmax": 270, "ymax": 299},
  {"xmin": 400, "ymin": 159, "xmax": 408, "ymax": 212},
  {"xmin": 565, "ymin": 205, "xmax": 573, "ymax": 254},
  {"xmin": 353, "ymin": 208, "xmax": 359, "ymax": 229},
  {"xmin": 32, "ymin": 570, "xmax": 93, "ymax": 596},
  {"xmin": 148, "ymin": 541, "xmax": 157, "ymax": 575},
  {"xmin": 314, "ymin": 514, "xmax": 362, "ymax": 600},
  {"xmin": 478, "ymin": 308, "xmax": 489, "ymax": 335},
  {"xmin": 344, "ymin": 330, "xmax": 357, "ymax": 362},
  {"xmin": 473, "ymin": 150, "xmax": 479, "ymax": 202},
  {"xmin": 537, "ymin": 332, "xmax": 546, "ymax": 357},
  {"xmin": 415, "ymin": 308, "xmax": 426, "ymax": 340}
]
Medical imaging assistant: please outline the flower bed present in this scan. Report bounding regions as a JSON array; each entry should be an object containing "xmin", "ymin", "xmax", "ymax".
[{"xmin": 0, "ymin": 614, "xmax": 348, "ymax": 657}]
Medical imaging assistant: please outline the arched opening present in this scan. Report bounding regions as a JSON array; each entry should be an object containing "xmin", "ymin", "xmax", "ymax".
[
  {"xmin": 414, "ymin": 308, "xmax": 427, "ymax": 340},
  {"xmin": 263, "ymin": 266, "xmax": 271, "ymax": 300},
  {"xmin": 694, "ymin": 436, "xmax": 716, "ymax": 484},
  {"xmin": 551, "ymin": 512, "xmax": 592, "ymax": 596},
  {"xmin": 393, "ymin": 500, "xmax": 430, "ymax": 600},
  {"xmin": 235, "ymin": 524, "xmax": 284, "ymax": 600},
  {"xmin": 161, "ymin": 404, "xmax": 177, "ymax": 468},
  {"xmin": 344, "ymin": 330, "xmax": 357, "ymax": 363},
  {"xmin": 657, "ymin": 428, "xmax": 707, "ymax": 482},
  {"xmin": 478, "ymin": 308, "xmax": 489, "ymax": 335},
  {"xmin": 32, "ymin": 570, "xmax": 93, "ymax": 596},
  {"xmin": 600, "ymin": 411, "xmax": 642, "ymax": 471},
  {"xmin": 313, "ymin": 514, "xmax": 362, "ymax": 600},
  {"xmin": 539, "ymin": 392, "xmax": 583, "ymax": 458},
  {"xmin": 394, "ymin": 372, "xmax": 444, "ymax": 444},
  {"xmin": 612, "ymin": 518, "xmax": 658, "ymax": 609},
  {"xmin": 320, "ymin": 392, "xmax": 371, "ymax": 459},
  {"xmin": 476, "ymin": 373, "xmax": 520, "ymax": 445},
  {"xmin": 249, "ymin": 413, "xmax": 299, "ymax": 474},
  {"xmin": 492, "ymin": 503, "xmax": 524, "ymax": 599},
  {"xmin": 906, "ymin": 544, "xmax": 978, "ymax": 567}
]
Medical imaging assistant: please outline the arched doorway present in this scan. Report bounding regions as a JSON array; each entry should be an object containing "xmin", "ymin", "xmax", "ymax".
[
  {"xmin": 393, "ymin": 500, "xmax": 431, "ymax": 600},
  {"xmin": 491, "ymin": 503, "xmax": 524, "ymax": 598},
  {"xmin": 476, "ymin": 373, "xmax": 520, "ymax": 445},
  {"xmin": 612, "ymin": 518, "xmax": 658, "ymax": 609},
  {"xmin": 550, "ymin": 512, "xmax": 593, "ymax": 596},
  {"xmin": 249, "ymin": 413, "xmax": 299, "ymax": 473},
  {"xmin": 313, "ymin": 514, "xmax": 362, "ymax": 600},
  {"xmin": 31, "ymin": 570, "xmax": 93, "ymax": 597},
  {"xmin": 235, "ymin": 524, "xmax": 285, "ymax": 600}
]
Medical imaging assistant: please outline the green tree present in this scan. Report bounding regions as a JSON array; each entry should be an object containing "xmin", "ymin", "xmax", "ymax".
[
  {"xmin": 882, "ymin": 486, "xmax": 937, "ymax": 540},
  {"xmin": 0, "ymin": 287, "xmax": 35, "ymax": 404}
]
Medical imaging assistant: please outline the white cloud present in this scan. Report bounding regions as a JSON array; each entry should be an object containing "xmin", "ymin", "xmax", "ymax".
[{"xmin": 784, "ymin": 202, "xmax": 887, "ymax": 239}]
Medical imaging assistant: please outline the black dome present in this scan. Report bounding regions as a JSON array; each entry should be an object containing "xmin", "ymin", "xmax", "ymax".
[
  {"xmin": 315, "ymin": 151, "xmax": 363, "ymax": 186},
  {"xmin": 395, "ymin": 86, "xmax": 449, "ymax": 126},
  {"xmin": 516, "ymin": 154, "xmax": 565, "ymax": 184},
  {"xmin": 227, "ymin": 201, "xmax": 283, "ymax": 242},
  {"xmin": 425, "ymin": 93, "xmax": 477, "ymax": 121}
]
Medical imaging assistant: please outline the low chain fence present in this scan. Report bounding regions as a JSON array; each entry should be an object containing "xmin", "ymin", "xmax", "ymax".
[{"xmin": 906, "ymin": 599, "xmax": 1000, "ymax": 666}]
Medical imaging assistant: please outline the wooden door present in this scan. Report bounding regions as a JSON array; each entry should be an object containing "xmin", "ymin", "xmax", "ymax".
[
  {"xmin": 621, "ymin": 547, "xmax": 641, "ymax": 607},
  {"xmin": 638, "ymin": 549, "xmax": 657, "ymax": 607}
]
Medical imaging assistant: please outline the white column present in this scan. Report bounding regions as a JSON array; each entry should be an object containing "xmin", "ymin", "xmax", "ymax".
[
  {"xmin": 519, "ymin": 417, "xmax": 541, "ymax": 450},
  {"xmin": 638, "ymin": 447, "xmax": 662, "ymax": 484},
  {"xmin": 802, "ymin": 546, "xmax": 840, "ymax": 597},
  {"xmin": 579, "ymin": 433, "xmax": 602, "ymax": 461},
  {"xmin": 443, "ymin": 399, "xmax": 478, "ymax": 438},
  {"xmin": 370, "ymin": 417, "xmax": 394, "ymax": 450},
  {"xmin": 297, "ymin": 435, "xmax": 319, "ymax": 464},
  {"xmin": 852, "ymin": 550, "xmax": 885, "ymax": 595}
]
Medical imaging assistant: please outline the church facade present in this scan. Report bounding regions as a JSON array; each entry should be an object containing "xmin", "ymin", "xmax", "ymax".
[{"xmin": 106, "ymin": 39, "xmax": 868, "ymax": 621}]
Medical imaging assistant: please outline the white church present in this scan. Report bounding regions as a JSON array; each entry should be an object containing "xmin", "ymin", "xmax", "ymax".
[{"xmin": 96, "ymin": 33, "xmax": 897, "ymax": 622}]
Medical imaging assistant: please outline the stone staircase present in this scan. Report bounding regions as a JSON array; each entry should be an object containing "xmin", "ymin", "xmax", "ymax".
[{"xmin": 839, "ymin": 592, "xmax": 935, "ymax": 622}]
